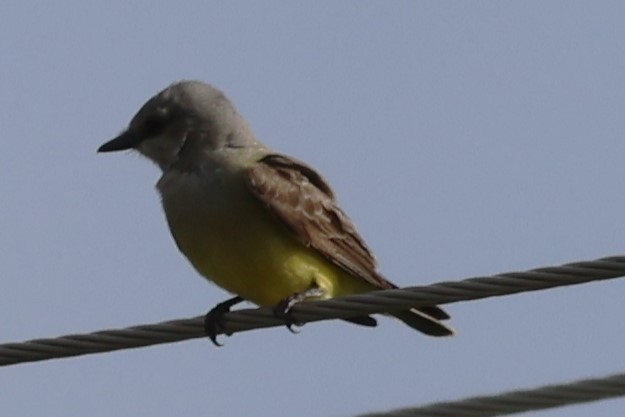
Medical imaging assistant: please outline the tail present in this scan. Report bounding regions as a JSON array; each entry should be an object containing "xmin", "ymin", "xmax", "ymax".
[
  {"xmin": 390, "ymin": 306, "xmax": 455, "ymax": 336},
  {"xmin": 343, "ymin": 305, "xmax": 455, "ymax": 336}
]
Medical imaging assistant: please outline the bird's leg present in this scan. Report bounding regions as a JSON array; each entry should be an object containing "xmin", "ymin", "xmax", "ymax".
[
  {"xmin": 274, "ymin": 284, "xmax": 325, "ymax": 334},
  {"xmin": 204, "ymin": 296, "xmax": 244, "ymax": 346}
]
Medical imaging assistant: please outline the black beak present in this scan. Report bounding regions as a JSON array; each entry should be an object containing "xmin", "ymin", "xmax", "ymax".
[{"xmin": 98, "ymin": 130, "xmax": 141, "ymax": 153}]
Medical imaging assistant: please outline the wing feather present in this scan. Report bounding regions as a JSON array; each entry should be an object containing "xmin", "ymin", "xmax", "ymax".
[
  {"xmin": 246, "ymin": 153, "xmax": 453, "ymax": 335},
  {"xmin": 246, "ymin": 153, "xmax": 391, "ymax": 289}
]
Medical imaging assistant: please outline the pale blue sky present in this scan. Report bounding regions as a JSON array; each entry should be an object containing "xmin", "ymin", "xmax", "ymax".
[{"xmin": 1, "ymin": 2, "xmax": 624, "ymax": 416}]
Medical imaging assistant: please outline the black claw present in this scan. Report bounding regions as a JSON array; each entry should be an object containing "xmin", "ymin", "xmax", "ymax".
[
  {"xmin": 204, "ymin": 311, "xmax": 225, "ymax": 347},
  {"xmin": 286, "ymin": 323, "xmax": 301, "ymax": 334},
  {"xmin": 273, "ymin": 286, "xmax": 325, "ymax": 334},
  {"xmin": 204, "ymin": 296, "xmax": 243, "ymax": 347},
  {"xmin": 273, "ymin": 299, "xmax": 303, "ymax": 333}
]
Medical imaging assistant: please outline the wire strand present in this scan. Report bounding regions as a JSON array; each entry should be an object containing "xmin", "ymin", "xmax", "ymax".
[
  {"xmin": 356, "ymin": 371, "xmax": 625, "ymax": 417},
  {"xmin": 1, "ymin": 255, "xmax": 624, "ymax": 367}
]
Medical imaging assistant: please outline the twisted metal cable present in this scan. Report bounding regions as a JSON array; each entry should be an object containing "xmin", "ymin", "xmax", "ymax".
[
  {"xmin": 356, "ymin": 371, "xmax": 625, "ymax": 417},
  {"xmin": 1, "ymin": 255, "xmax": 624, "ymax": 367}
]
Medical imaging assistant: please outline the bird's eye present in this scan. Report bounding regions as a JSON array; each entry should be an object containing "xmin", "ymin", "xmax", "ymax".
[{"xmin": 143, "ymin": 107, "xmax": 171, "ymax": 135}]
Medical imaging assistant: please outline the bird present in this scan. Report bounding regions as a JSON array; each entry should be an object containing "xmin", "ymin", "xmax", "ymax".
[{"xmin": 98, "ymin": 81, "xmax": 454, "ymax": 345}]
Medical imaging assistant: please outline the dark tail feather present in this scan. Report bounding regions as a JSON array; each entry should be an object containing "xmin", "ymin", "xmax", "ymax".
[
  {"xmin": 340, "ymin": 309, "xmax": 454, "ymax": 336},
  {"xmin": 391, "ymin": 308, "xmax": 455, "ymax": 336},
  {"xmin": 342, "ymin": 315, "xmax": 378, "ymax": 327},
  {"xmin": 416, "ymin": 305, "xmax": 450, "ymax": 320}
]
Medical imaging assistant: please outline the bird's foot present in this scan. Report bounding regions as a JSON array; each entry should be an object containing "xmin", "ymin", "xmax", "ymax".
[
  {"xmin": 204, "ymin": 296, "xmax": 244, "ymax": 346},
  {"xmin": 274, "ymin": 286, "xmax": 325, "ymax": 333}
]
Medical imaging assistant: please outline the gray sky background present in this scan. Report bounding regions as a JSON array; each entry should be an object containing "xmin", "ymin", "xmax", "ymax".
[{"xmin": 1, "ymin": 2, "xmax": 624, "ymax": 416}]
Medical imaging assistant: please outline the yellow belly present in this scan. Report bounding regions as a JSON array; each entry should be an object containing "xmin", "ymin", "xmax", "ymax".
[{"xmin": 163, "ymin": 184, "xmax": 371, "ymax": 306}]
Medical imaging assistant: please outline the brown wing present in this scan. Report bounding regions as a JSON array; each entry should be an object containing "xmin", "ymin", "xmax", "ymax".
[
  {"xmin": 246, "ymin": 153, "xmax": 392, "ymax": 289},
  {"xmin": 246, "ymin": 153, "xmax": 454, "ymax": 334}
]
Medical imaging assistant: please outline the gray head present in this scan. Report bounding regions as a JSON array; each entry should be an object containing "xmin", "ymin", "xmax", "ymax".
[{"xmin": 98, "ymin": 81, "xmax": 258, "ymax": 170}]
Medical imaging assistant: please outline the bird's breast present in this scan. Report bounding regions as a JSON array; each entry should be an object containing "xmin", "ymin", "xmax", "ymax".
[{"xmin": 156, "ymin": 170, "xmax": 346, "ymax": 305}]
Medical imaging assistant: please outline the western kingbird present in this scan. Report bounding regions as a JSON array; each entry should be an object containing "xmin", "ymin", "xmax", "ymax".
[{"xmin": 98, "ymin": 81, "xmax": 454, "ymax": 344}]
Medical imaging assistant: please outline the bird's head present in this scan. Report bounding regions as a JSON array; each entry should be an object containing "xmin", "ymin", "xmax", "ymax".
[{"xmin": 98, "ymin": 81, "xmax": 254, "ymax": 171}]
